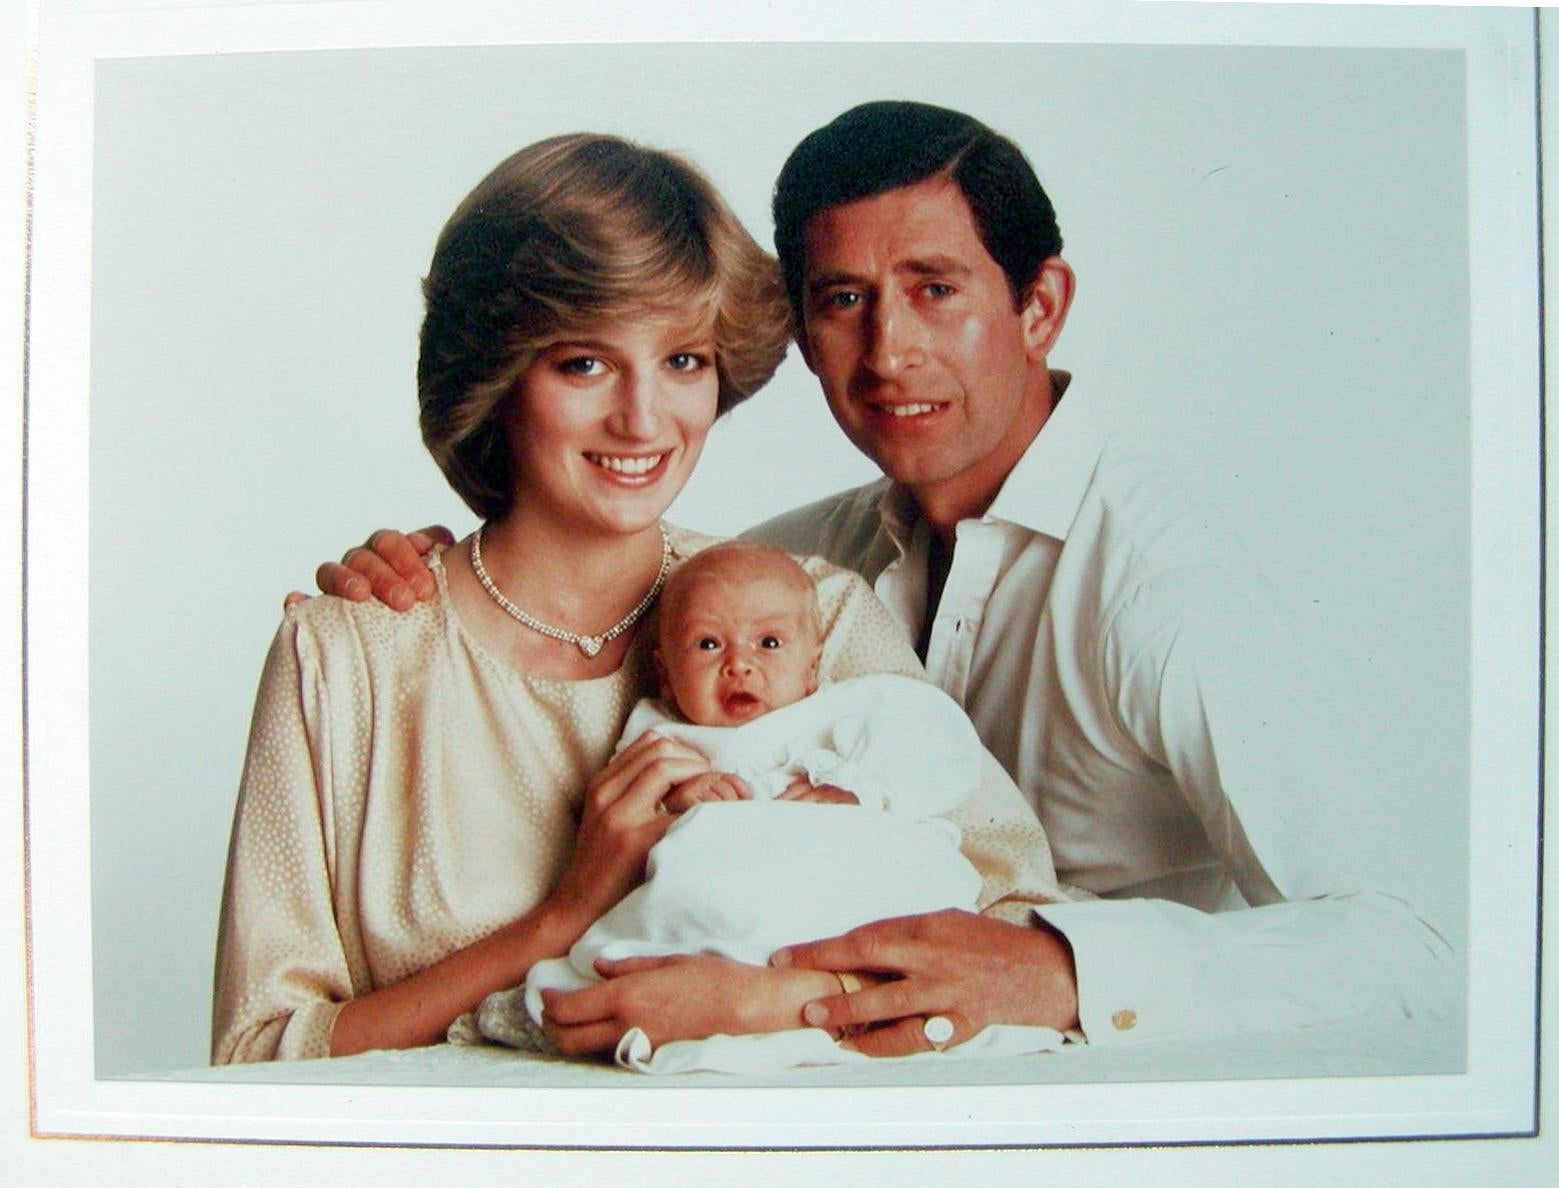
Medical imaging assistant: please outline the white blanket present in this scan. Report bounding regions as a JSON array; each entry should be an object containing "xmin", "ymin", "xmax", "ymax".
[{"xmin": 460, "ymin": 675, "xmax": 1069, "ymax": 1071}]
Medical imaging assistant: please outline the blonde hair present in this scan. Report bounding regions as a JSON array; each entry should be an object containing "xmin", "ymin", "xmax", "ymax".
[
  {"xmin": 418, "ymin": 134, "xmax": 793, "ymax": 519},
  {"xmin": 659, "ymin": 541, "xmax": 822, "ymax": 642}
]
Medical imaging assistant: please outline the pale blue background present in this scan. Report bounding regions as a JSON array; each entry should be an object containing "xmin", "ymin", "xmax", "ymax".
[{"xmin": 87, "ymin": 41, "xmax": 1469, "ymax": 1076}]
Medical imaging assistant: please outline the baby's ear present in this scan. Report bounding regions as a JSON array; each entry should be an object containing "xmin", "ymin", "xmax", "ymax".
[{"xmin": 805, "ymin": 646, "xmax": 822, "ymax": 696}]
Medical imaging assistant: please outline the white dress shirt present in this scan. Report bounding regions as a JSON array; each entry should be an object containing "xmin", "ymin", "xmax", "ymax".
[{"xmin": 750, "ymin": 378, "xmax": 1453, "ymax": 1045}]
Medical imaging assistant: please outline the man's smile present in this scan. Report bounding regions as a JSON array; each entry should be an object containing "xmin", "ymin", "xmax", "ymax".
[
  {"xmin": 860, "ymin": 398, "xmax": 952, "ymax": 431},
  {"xmin": 873, "ymin": 401, "xmax": 945, "ymax": 419}
]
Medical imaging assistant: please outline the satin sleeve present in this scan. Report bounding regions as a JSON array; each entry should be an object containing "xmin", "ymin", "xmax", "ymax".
[{"xmin": 210, "ymin": 610, "xmax": 357, "ymax": 1064}]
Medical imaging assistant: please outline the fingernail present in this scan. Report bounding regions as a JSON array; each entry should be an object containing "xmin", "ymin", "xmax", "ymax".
[
  {"xmin": 345, "ymin": 578, "xmax": 367, "ymax": 599},
  {"xmin": 770, "ymin": 948, "xmax": 791, "ymax": 968},
  {"xmin": 802, "ymin": 1002, "xmax": 828, "ymax": 1027},
  {"xmin": 412, "ymin": 575, "xmax": 435, "ymax": 599},
  {"xmin": 389, "ymin": 587, "xmax": 413, "ymax": 611}
]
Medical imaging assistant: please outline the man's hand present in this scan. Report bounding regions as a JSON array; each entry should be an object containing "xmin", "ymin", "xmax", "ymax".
[
  {"xmin": 285, "ymin": 525, "xmax": 456, "ymax": 611},
  {"xmin": 776, "ymin": 778, "xmax": 859, "ymax": 806},
  {"xmin": 770, "ymin": 908, "xmax": 1079, "ymax": 1055},
  {"xmin": 540, "ymin": 954, "xmax": 837, "ymax": 1056},
  {"xmin": 661, "ymin": 771, "xmax": 752, "ymax": 814}
]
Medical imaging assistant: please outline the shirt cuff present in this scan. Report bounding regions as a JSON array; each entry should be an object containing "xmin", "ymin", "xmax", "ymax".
[
  {"xmin": 276, "ymin": 999, "xmax": 346, "ymax": 1061},
  {"xmin": 1032, "ymin": 898, "xmax": 1205, "ymax": 1046}
]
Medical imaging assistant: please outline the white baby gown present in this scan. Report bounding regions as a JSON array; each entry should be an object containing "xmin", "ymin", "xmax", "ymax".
[{"xmin": 459, "ymin": 675, "xmax": 1069, "ymax": 1072}]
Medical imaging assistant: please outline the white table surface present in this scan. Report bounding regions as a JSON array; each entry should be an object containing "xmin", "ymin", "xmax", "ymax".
[{"xmin": 153, "ymin": 1016, "xmax": 1464, "ymax": 1090}]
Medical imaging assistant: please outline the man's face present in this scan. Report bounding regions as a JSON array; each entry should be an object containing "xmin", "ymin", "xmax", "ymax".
[{"xmin": 798, "ymin": 178, "xmax": 1067, "ymax": 518}]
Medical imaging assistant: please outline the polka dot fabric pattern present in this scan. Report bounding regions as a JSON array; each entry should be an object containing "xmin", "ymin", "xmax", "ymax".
[{"xmin": 211, "ymin": 525, "xmax": 1063, "ymax": 1063}]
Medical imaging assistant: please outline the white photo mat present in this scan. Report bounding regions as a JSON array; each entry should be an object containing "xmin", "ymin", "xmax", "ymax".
[{"xmin": 17, "ymin": 0, "xmax": 1542, "ymax": 1155}]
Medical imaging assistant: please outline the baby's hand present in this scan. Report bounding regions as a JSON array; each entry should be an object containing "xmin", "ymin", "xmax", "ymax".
[
  {"xmin": 661, "ymin": 771, "xmax": 752, "ymax": 814},
  {"xmin": 777, "ymin": 779, "xmax": 860, "ymax": 806}
]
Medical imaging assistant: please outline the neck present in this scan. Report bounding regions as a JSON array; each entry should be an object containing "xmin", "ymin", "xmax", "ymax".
[
  {"xmin": 910, "ymin": 368, "xmax": 1059, "ymax": 539},
  {"xmin": 475, "ymin": 512, "xmax": 667, "ymax": 628}
]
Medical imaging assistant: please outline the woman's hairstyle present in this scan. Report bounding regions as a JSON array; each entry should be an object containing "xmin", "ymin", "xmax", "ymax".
[
  {"xmin": 419, "ymin": 134, "xmax": 792, "ymax": 519},
  {"xmin": 772, "ymin": 101, "xmax": 1063, "ymax": 321}
]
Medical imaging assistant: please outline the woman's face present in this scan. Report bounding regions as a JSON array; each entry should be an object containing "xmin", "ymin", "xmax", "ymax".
[{"xmin": 502, "ymin": 313, "xmax": 720, "ymax": 538}]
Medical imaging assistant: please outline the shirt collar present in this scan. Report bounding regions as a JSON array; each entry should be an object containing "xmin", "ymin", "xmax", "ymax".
[
  {"xmin": 875, "ymin": 370, "xmax": 1108, "ymax": 548},
  {"xmin": 986, "ymin": 371, "xmax": 1107, "ymax": 542},
  {"xmin": 876, "ymin": 481, "xmax": 922, "ymax": 556}
]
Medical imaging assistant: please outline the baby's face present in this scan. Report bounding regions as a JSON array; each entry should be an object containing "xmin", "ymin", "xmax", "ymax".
[{"xmin": 657, "ymin": 567, "xmax": 822, "ymax": 727}]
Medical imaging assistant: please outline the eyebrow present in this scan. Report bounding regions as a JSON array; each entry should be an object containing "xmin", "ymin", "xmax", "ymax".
[
  {"xmin": 671, "ymin": 609, "xmax": 810, "ymax": 634},
  {"xmin": 900, "ymin": 255, "xmax": 973, "ymax": 278},
  {"xmin": 806, "ymin": 255, "xmax": 974, "ymax": 293},
  {"xmin": 541, "ymin": 337, "xmax": 614, "ymax": 352},
  {"xmin": 541, "ymin": 330, "xmax": 715, "ymax": 353}
]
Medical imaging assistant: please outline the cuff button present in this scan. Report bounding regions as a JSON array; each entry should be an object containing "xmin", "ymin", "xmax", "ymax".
[{"xmin": 1111, "ymin": 1009, "xmax": 1138, "ymax": 1031}]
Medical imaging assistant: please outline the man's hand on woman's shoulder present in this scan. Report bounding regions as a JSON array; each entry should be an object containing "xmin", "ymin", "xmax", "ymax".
[{"xmin": 283, "ymin": 525, "xmax": 454, "ymax": 612}]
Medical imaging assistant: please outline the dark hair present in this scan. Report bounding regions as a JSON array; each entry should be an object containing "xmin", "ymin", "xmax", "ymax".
[
  {"xmin": 419, "ymin": 134, "xmax": 791, "ymax": 520},
  {"xmin": 772, "ymin": 101, "xmax": 1062, "ymax": 320}
]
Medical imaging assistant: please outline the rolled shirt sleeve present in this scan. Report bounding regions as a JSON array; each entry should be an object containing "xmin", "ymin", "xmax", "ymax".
[
  {"xmin": 1035, "ymin": 567, "xmax": 1453, "ymax": 1044},
  {"xmin": 747, "ymin": 398, "xmax": 1457, "ymax": 1047}
]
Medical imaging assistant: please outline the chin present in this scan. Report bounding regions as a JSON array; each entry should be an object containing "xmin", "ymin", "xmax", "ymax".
[
  {"xmin": 574, "ymin": 496, "xmax": 677, "ymax": 539},
  {"xmin": 867, "ymin": 452, "xmax": 952, "ymax": 488}
]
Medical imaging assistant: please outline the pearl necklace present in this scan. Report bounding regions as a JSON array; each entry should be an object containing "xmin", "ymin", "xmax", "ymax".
[{"xmin": 469, "ymin": 524, "xmax": 672, "ymax": 658}]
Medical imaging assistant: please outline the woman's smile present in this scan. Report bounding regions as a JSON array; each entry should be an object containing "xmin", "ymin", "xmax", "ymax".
[
  {"xmin": 504, "ymin": 315, "xmax": 720, "ymax": 536},
  {"xmin": 584, "ymin": 450, "xmax": 671, "ymax": 482}
]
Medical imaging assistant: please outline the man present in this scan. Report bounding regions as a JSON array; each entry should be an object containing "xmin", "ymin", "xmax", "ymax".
[{"xmin": 321, "ymin": 102, "xmax": 1451, "ymax": 1055}]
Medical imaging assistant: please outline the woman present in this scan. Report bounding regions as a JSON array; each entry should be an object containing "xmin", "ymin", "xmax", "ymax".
[{"xmin": 213, "ymin": 134, "xmax": 1060, "ymax": 1064}]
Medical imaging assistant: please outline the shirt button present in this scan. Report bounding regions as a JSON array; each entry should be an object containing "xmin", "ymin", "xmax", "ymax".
[{"xmin": 1111, "ymin": 1009, "xmax": 1138, "ymax": 1032}]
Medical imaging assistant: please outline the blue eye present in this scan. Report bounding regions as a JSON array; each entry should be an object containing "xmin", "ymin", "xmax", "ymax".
[
  {"xmin": 667, "ymin": 353, "xmax": 709, "ymax": 372},
  {"xmin": 922, "ymin": 283, "xmax": 956, "ymax": 299},
  {"xmin": 557, "ymin": 356, "xmax": 604, "ymax": 376}
]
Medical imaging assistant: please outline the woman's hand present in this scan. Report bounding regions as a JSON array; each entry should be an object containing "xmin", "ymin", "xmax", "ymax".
[
  {"xmin": 545, "ymin": 732, "xmax": 711, "ymax": 928},
  {"xmin": 539, "ymin": 954, "xmax": 838, "ymax": 1056},
  {"xmin": 331, "ymin": 732, "xmax": 707, "ymax": 1057}
]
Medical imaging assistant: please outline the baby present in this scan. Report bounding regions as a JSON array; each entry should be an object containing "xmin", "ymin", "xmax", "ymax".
[
  {"xmin": 636, "ymin": 540, "xmax": 972, "ymax": 816},
  {"xmin": 455, "ymin": 543, "xmax": 1051, "ymax": 1072}
]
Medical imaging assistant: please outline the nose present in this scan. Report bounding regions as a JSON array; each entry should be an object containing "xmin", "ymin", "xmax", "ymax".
[
  {"xmin": 722, "ymin": 651, "xmax": 754, "ymax": 677},
  {"xmin": 862, "ymin": 291, "xmax": 925, "ymax": 379},
  {"xmin": 610, "ymin": 369, "xmax": 662, "ymax": 440}
]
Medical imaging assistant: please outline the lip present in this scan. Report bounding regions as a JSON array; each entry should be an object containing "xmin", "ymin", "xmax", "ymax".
[
  {"xmin": 863, "ymin": 400, "xmax": 949, "ymax": 429},
  {"xmin": 720, "ymin": 690, "xmax": 765, "ymax": 719},
  {"xmin": 584, "ymin": 450, "xmax": 671, "ymax": 485}
]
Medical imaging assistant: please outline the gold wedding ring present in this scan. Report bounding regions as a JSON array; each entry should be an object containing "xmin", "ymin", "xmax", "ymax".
[{"xmin": 833, "ymin": 971, "xmax": 866, "ymax": 1039}]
